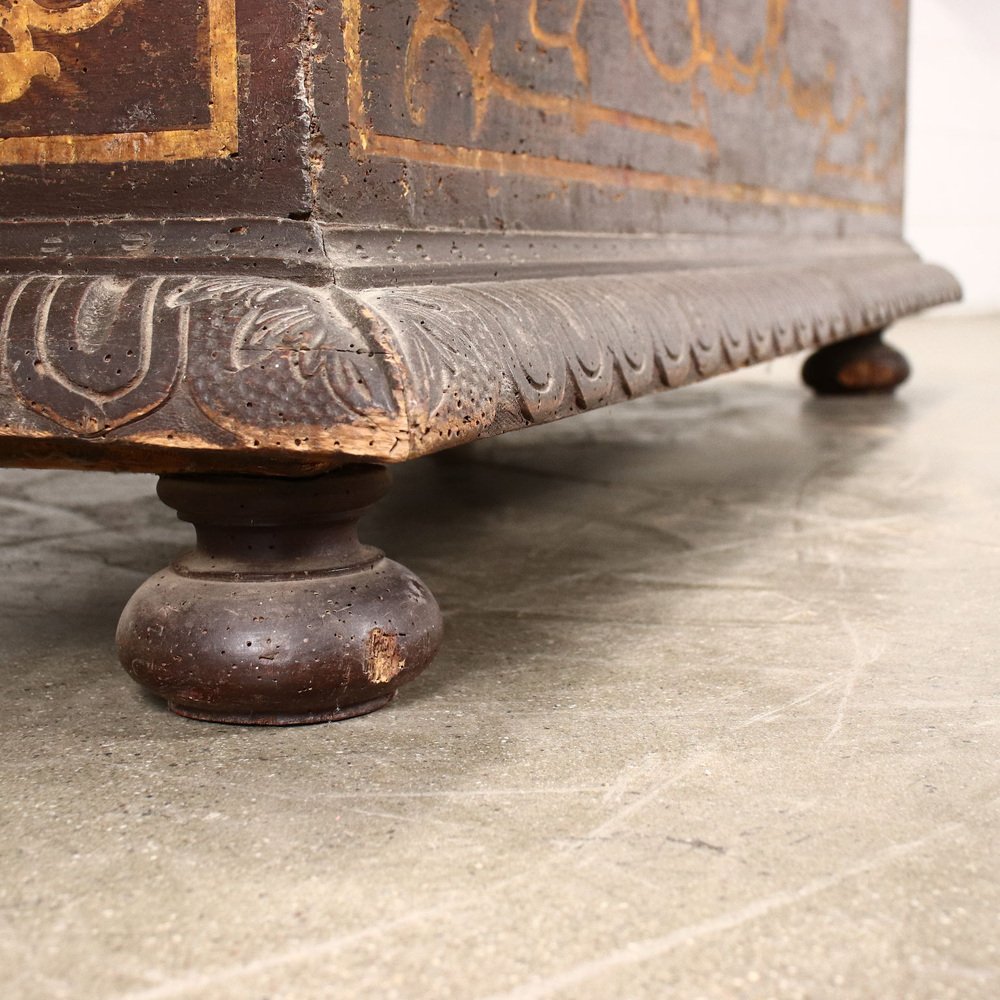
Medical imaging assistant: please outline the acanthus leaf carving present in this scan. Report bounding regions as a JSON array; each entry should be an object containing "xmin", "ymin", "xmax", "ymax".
[{"xmin": 0, "ymin": 274, "xmax": 407, "ymax": 452}]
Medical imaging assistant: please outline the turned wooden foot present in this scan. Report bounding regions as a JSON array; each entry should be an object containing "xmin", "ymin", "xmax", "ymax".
[
  {"xmin": 802, "ymin": 330, "xmax": 911, "ymax": 395},
  {"xmin": 116, "ymin": 466, "xmax": 443, "ymax": 725}
]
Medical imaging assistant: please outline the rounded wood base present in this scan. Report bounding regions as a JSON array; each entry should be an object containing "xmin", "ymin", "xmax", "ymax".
[
  {"xmin": 167, "ymin": 692, "xmax": 397, "ymax": 726},
  {"xmin": 117, "ymin": 467, "xmax": 443, "ymax": 725},
  {"xmin": 802, "ymin": 331, "xmax": 911, "ymax": 395}
]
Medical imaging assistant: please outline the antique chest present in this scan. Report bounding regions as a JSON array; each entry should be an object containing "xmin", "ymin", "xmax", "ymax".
[{"xmin": 0, "ymin": 1, "xmax": 960, "ymax": 723}]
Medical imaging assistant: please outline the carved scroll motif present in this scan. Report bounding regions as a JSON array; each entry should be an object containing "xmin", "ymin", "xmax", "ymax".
[
  {"xmin": 0, "ymin": 0, "xmax": 126, "ymax": 103},
  {"xmin": 1, "ymin": 274, "xmax": 183, "ymax": 435},
  {"xmin": 0, "ymin": 258, "xmax": 961, "ymax": 463},
  {"xmin": 0, "ymin": 274, "xmax": 405, "ymax": 451},
  {"xmin": 363, "ymin": 260, "xmax": 961, "ymax": 448},
  {"xmin": 366, "ymin": 0, "xmax": 905, "ymax": 204}
]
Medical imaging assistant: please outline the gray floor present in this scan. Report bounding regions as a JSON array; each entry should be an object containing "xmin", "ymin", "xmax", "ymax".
[{"xmin": 1, "ymin": 314, "xmax": 998, "ymax": 1000}]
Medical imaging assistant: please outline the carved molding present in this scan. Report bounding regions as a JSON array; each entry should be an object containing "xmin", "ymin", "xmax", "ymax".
[
  {"xmin": 0, "ymin": 245, "xmax": 961, "ymax": 472},
  {"xmin": 365, "ymin": 255, "xmax": 960, "ymax": 455},
  {"xmin": 0, "ymin": 272, "xmax": 407, "ymax": 456},
  {"xmin": 2, "ymin": 274, "xmax": 184, "ymax": 435}
]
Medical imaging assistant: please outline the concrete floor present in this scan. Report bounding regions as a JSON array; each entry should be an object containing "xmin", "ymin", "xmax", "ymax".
[{"xmin": 1, "ymin": 314, "xmax": 998, "ymax": 1000}]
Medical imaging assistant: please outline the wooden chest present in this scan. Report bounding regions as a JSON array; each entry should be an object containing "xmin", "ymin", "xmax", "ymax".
[{"xmin": 0, "ymin": 1, "xmax": 960, "ymax": 723}]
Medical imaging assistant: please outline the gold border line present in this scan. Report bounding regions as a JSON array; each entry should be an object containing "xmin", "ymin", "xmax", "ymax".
[
  {"xmin": 342, "ymin": 0, "xmax": 898, "ymax": 218},
  {"xmin": 0, "ymin": 0, "xmax": 239, "ymax": 166}
]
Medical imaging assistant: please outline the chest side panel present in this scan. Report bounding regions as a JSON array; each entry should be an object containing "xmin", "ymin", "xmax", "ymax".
[{"xmin": 316, "ymin": 0, "xmax": 907, "ymax": 237}]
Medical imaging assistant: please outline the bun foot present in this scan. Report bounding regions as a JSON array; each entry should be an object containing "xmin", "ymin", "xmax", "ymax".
[
  {"xmin": 802, "ymin": 330, "xmax": 911, "ymax": 395},
  {"xmin": 166, "ymin": 692, "xmax": 397, "ymax": 726},
  {"xmin": 116, "ymin": 466, "xmax": 443, "ymax": 726}
]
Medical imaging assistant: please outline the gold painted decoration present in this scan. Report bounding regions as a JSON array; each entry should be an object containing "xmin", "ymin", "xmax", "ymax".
[
  {"xmin": 0, "ymin": 0, "xmax": 126, "ymax": 104},
  {"xmin": 0, "ymin": 0, "xmax": 238, "ymax": 166},
  {"xmin": 346, "ymin": 0, "xmax": 906, "ymax": 216}
]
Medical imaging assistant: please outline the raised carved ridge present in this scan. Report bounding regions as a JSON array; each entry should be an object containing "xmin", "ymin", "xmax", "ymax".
[
  {"xmin": 366, "ymin": 256, "xmax": 960, "ymax": 454},
  {"xmin": 0, "ymin": 247, "xmax": 961, "ymax": 473}
]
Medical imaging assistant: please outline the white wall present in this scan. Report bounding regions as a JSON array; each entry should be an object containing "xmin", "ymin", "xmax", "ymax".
[{"xmin": 906, "ymin": 0, "xmax": 1000, "ymax": 315}]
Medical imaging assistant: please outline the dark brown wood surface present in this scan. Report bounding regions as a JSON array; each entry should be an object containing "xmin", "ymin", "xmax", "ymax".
[
  {"xmin": 117, "ymin": 467, "xmax": 444, "ymax": 724},
  {"xmin": 0, "ymin": 1, "xmax": 964, "ymax": 726},
  {"xmin": 3, "ymin": 0, "xmax": 908, "ymax": 235},
  {"xmin": 0, "ymin": 0, "xmax": 960, "ymax": 475},
  {"xmin": 0, "ymin": 242, "xmax": 960, "ymax": 474}
]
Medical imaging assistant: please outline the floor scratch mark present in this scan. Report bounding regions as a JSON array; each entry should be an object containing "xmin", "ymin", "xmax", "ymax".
[
  {"xmin": 111, "ymin": 903, "xmax": 456, "ymax": 1000},
  {"xmin": 478, "ymin": 823, "xmax": 963, "ymax": 1000},
  {"xmin": 822, "ymin": 612, "xmax": 884, "ymax": 745}
]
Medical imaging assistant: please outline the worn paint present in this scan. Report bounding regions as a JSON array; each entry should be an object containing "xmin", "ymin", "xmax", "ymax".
[
  {"xmin": 345, "ymin": 0, "xmax": 905, "ymax": 216},
  {"xmin": 364, "ymin": 629, "xmax": 406, "ymax": 685}
]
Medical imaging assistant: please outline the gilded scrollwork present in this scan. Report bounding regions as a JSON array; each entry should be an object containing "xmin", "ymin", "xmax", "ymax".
[
  {"xmin": 0, "ymin": 0, "xmax": 126, "ymax": 103},
  {"xmin": 0, "ymin": 0, "xmax": 238, "ymax": 166},
  {"xmin": 402, "ymin": 0, "xmax": 901, "ymax": 185},
  {"xmin": 403, "ymin": 0, "xmax": 713, "ymax": 148}
]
